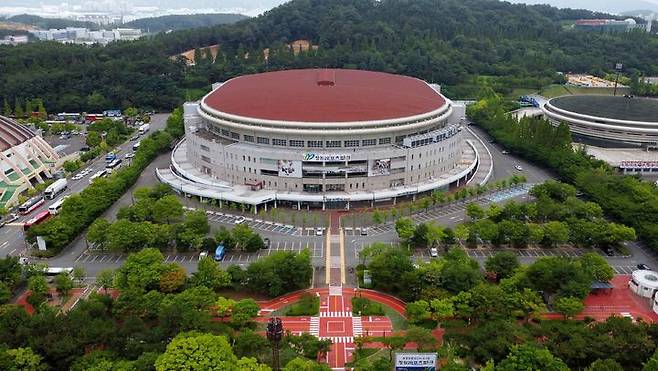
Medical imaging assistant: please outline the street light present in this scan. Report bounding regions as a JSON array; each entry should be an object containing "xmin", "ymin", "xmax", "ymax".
[{"xmin": 266, "ymin": 317, "xmax": 284, "ymax": 371}]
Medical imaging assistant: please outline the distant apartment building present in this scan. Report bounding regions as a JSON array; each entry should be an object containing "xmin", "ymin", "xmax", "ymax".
[
  {"xmin": 28, "ymin": 27, "xmax": 142, "ymax": 44},
  {"xmin": 0, "ymin": 35, "xmax": 29, "ymax": 45}
]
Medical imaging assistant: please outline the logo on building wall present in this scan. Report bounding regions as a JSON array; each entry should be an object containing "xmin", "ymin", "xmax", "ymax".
[
  {"xmin": 277, "ymin": 160, "xmax": 302, "ymax": 178},
  {"xmin": 369, "ymin": 158, "xmax": 391, "ymax": 176},
  {"xmin": 303, "ymin": 153, "xmax": 351, "ymax": 162}
]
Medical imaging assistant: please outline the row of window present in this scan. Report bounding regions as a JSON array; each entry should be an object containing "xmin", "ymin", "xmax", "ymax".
[{"xmin": 209, "ymin": 126, "xmax": 396, "ymax": 147}]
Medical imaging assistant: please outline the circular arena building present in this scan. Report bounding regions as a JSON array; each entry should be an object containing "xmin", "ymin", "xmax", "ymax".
[
  {"xmin": 158, "ymin": 69, "xmax": 482, "ymax": 210},
  {"xmin": 542, "ymin": 95, "xmax": 658, "ymax": 147},
  {"xmin": 0, "ymin": 115, "xmax": 60, "ymax": 208}
]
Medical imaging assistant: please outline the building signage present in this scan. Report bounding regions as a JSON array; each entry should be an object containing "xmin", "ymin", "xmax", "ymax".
[
  {"xmin": 277, "ymin": 160, "xmax": 302, "ymax": 178},
  {"xmin": 394, "ymin": 353, "xmax": 437, "ymax": 371},
  {"xmin": 303, "ymin": 153, "xmax": 351, "ymax": 162},
  {"xmin": 619, "ymin": 160, "xmax": 658, "ymax": 169}
]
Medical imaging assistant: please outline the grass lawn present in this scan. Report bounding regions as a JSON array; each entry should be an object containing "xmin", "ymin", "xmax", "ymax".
[
  {"xmin": 346, "ymin": 348, "xmax": 389, "ymax": 367},
  {"xmin": 505, "ymin": 88, "xmax": 538, "ymax": 100},
  {"xmin": 384, "ymin": 304, "xmax": 409, "ymax": 331}
]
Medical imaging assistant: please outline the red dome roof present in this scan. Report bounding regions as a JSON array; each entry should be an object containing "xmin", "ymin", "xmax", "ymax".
[
  {"xmin": 203, "ymin": 69, "xmax": 446, "ymax": 123},
  {"xmin": 0, "ymin": 116, "xmax": 35, "ymax": 152}
]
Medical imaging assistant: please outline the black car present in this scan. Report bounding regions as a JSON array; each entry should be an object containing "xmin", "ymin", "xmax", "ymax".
[
  {"xmin": 603, "ymin": 248, "xmax": 615, "ymax": 257},
  {"xmin": 637, "ymin": 264, "xmax": 651, "ymax": 270},
  {"xmin": 262, "ymin": 238, "xmax": 270, "ymax": 249}
]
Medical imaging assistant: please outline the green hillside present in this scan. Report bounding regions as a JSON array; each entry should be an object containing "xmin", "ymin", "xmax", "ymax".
[{"xmin": 125, "ymin": 13, "xmax": 249, "ymax": 33}]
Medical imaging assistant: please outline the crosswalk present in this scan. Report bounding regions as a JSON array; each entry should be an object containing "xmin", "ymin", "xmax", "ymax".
[
  {"xmin": 309, "ymin": 317, "xmax": 320, "ymax": 337},
  {"xmin": 352, "ymin": 317, "xmax": 362, "ymax": 337},
  {"xmin": 320, "ymin": 311, "xmax": 352, "ymax": 318},
  {"xmin": 320, "ymin": 336, "xmax": 354, "ymax": 344},
  {"xmin": 613, "ymin": 266, "xmax": 637, "ymax": 274}
]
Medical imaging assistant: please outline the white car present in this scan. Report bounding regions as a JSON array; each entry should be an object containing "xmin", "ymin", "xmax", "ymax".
[
  {"xmin": 501, "ymin": 150, "xmax": 509, "ymax": 154},
  {"xmin": 315, "ymin": 228, "xmax": 324, "ymax": 236},
  {"xmin": 429, "ymin": 247, "xmax": 439, "ymax": 257},
  {"xmin": 514, "ymin": 165, "xmax": 523, "ymax": 171},
  {"xmin": 125, "ymin": 152, "xmax": 135, "ymax": 159},
  {"xmin": 72, "ymin": 174, "xmax": 84, "ymax": 180},
  {"xmin": 234, "ymin": 216, "xmax": 246, "ymax": 225}
]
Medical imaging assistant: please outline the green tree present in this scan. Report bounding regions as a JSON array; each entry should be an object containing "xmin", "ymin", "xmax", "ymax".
[
  {"xmin": 96, "ymin": 268, "xmax": 114, "ymax": 294},
  {"xmin": 230, "ymin": 299, "xmax": 260, "ymax": 327},
  {"xmin": 3, "ymin": 347, "xmax": 46, "ymax": 371},
  {"xmin": 429, "ymin": 298, "xmax": 454, "ymax": 326},
  {"xmin": 466, "ymin": 203, "xmax": 485, "ymax": 221},
  {"xmin": 542, "ymin": 221, "xmax": 569, "ymax": 247},
  {"xmin": 485, "ymin": 251, "xmax": 519, "ymax": 280},
  {"xmin": 404, "ymin": 326, "xmax": 437, "ymax": 351},
  {"xmin": 191, "ymin": 257, "xmax": 231, "ymax": 290},
  {"xmin": 155, "ymin": 332, "xmax": 267, "ymax": 371},
  {"xmin": 86, "ymin": 131, "xmax": 102, "ymax": 148},
  {"xmin": 283, "ymin": 357, "xmax": 330, "ymax": 371},
  {"xmin": 27, "ymin": 275, "xmax": 48, "ymax": 308},
  {"xmin": 372, "ymin": 210, "xmax": 383, "ymax": 225},
  {"xmin": 586, "ymin": 359, "xmax": 623, "ymax": 371},
  {"xmin": 580, "ymin": 252, "xmax": 614, "ymax": 282},
  {"xmin": 152, "ymin": 195, "xmax": 184, "ymax": 224},
  {"xmin": 159, "ymin": 265, "xmax": 187, "ymax": 293},
  {"xmin": 395, "ymin": 218, "xmax": 415, "ymax": 246},
  {"xmin": 114, "ymin": 248, "xmax": 168, "ymax": 292},
  {"xmin": 215, "ymin": 297, "xmax": 236, "ymax": 317},
  {"xmin": 496, "ymin": 345, "xmax": 569, "ymax": 371},
  {"xmin": 72, "ymin": 266, "xmax": 85, "ymax": 284},
  {"xmin": 553, "ymin": 296, "xmax": 584, "ymax": 319},
  {"xmin": 54, "ymin": 272, "xmax": 74, "ymax": 297},
  {"xmin": 406, "ymin": 300, "xmax": 431, "ymax": 325},
  {"xmin": 2, "ymin": 98, "xmax": 11, "ymax": 116}
]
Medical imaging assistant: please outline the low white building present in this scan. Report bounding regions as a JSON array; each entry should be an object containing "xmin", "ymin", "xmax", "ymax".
[{"xmin": 629, "ymin": 270, "xmax": 658, "ymax": 299}]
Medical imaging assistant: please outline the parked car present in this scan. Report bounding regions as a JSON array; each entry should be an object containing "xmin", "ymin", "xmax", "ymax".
[
  {"xmin": 360, "ymin": 228, "xmax": 368, "ymax": 236},
  {"xmin": 501, "ymin": 150, "xmax": 509, "ymax": 154},
  {"xmin": 72, "ymin": 173, "xmax": 84, "ymax": 180},
  {"xmin": 125, "ymin": 152, "xmax": 135, "ymax": 159},
  {"xmin": 131, "ymin": 135, "xmax": 140, "ymax": 141},
  {"xmin": 637, "ymin": 264, "xmax": 651, "ymax": 270},
  {"xmin": 315, "ymin": 228, "xmax": 324, "ymax": 236},
  {"xmin": 5, "ymin": 214, "xmax": 18, "ymax": 223},
  {"xmin": 514, "ymin": 165, "xmax": 523, "ymax": 171},
  {"xmin": 234, "ymin": 216, "xmax": 246, "ymax": 225},
  {"xmin": 429, "ymin": 247, "xmax": 439, "ymax": 257}
]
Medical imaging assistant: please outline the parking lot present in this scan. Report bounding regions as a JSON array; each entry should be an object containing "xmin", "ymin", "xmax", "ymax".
[
  {"xmin": 75, "ymin": 238, "xmax": 325, "ymax": 266},
  {"xmin": 198, "ymin": 209, "xmax": 299, "ymax": 235}
]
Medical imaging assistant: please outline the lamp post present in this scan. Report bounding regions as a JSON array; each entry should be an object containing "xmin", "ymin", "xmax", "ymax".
[{"xmin": 266, "ymin": 317, "xmax": 284, "ymax": 371}]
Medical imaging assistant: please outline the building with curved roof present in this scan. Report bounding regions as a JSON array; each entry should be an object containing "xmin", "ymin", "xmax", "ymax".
[
  {"xmin": 542, "ymin": 95, "xmax": 658, "ymax": 147},
  {"xmin": 158, "ymin": 69, "xmax": 480, "ymax": 210},
  {"xmin": 0, "ymin": 115, "xmax": 60, "ymax": 208},
  {"xmin": 630, "ymin": 270, "xmax": 658, "ymax": 301}
]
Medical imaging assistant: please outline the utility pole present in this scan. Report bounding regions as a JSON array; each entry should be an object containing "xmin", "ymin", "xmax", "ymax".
[{"xmin": 267, "ymin": 317, "xmax": 284, "ymax": 371}]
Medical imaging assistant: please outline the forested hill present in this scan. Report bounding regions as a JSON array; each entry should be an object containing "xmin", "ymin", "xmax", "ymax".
[
  {"xmin": 5, "ymin": 14, "xmax": 99, "ymax": 30},
  {"xmin": 1, "ymin": 0, "xmax": 657, "ymax": 112},
  {"xmin": 125, "ymin": 13, "xmax": 249, "ymax": 33}
]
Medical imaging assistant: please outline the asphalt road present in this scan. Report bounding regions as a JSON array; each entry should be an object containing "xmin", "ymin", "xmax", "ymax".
[{"xmin": 0, "ymin": 114, "xmax": 170, "ymax": 260}]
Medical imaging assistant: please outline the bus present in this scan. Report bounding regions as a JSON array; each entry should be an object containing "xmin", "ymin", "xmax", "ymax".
[
  {"xmin": 18, "ymin": 196, "xmax": 45, "ymax": 215},
  {"xmin": 105, "ymin": 158, "xmax": 122, "ymax": 173},
  {"xmin": 48, "ymin": 196, "xmax": 69, "ymax": 215},
  {"xmin": 23, "ymin": 210, "xmax": 50, "ymax": 231},
  {"xmin": 214, "ymin": 245, "xmax": 226, "ymax": 261},
  {"xmin": 89, "ymin": 170, "xmax": 107, "ymax": 184}
]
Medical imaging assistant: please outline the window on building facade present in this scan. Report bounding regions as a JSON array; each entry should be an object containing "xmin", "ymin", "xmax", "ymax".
[
  {"xmin": 326, "ymin": 140, "xmax": 342, "ymax": 148},
  {"xmin": 200, "ymin": 145, "xmax": 210, "ymax": 151},
  {"xmin": 257, "ymin": 137, "xmax": 270, "ymax": 144},
  {"xmin": 244, "ymin": 135, "xmax": 254, "ymax": 142},
  {"xmin": 362, "ymin": 139, "xmax": 376, "ymax": 146},
  {"xmin": 272, "ymin": 138, "xmax": 287, "ymax": 146},
  {"xmin": 307, "ymin": 140, "xmax": 323, "ymax": 148},
  {"xmin": 289, "ymin": 140, "xmax": 304, "ymax": 147},
  {"xmin": 344, "ymin": 140, "xmax": 359, "ymax": 147},
  {"xmin": 201, "ymin": 155, "xmax": 211, "ymax": 163},
  {"xmin": 379, "ymin": 137, "xmax": 391, "ymax": 145}
]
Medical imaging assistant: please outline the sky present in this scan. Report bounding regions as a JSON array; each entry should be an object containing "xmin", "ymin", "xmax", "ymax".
[{"xmin": 2, "ymin": 0, "xmax": 658, "ymax": 20}]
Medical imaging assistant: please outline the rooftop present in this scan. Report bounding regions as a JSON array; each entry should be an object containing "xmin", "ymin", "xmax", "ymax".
[
  {"xmin": 550, "ymin": 95, "xmax": 658, "ymax": 123},
  {"xmin": 203, "ymin": 69, "xmax": 446, "ymax": 123},
  {"xmin": 0, "ymin": 116, "xmax": 35, "ymax": 152}
]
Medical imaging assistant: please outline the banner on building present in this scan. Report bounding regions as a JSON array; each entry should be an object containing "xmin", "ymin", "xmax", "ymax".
[
  {"xmin": 369, "ymin": 158, "xmax": 391, "ymax": 176},
  {"xmin": 277, "ymin": 160, "xmax": 302, "ymax": 178}
]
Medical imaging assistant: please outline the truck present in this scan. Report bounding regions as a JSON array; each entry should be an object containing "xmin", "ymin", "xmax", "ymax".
[
  {"xmin": 44, "ymin": 178, "xmax": 68, "ymax": 199},
  {"xmin": 138, "ymin": 123, "xmax": 150, "ymax": 135},
  {"xmin": 105, "ymin": 152, "xmax": 117, "ymax": 163}
]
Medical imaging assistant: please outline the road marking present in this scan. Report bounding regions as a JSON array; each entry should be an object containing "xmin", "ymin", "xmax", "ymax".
[
  {"xmin": 8, "ymin": 249, "xmax": 16, "ymax": 255},
  {"xmin": 0, "ymin": 241, "xmax": 8, "ymax": 249}
]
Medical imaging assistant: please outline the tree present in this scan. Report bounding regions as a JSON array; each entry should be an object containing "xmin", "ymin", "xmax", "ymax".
[
  {"xmin": 87, "ymin": 218, "xmax": 111, "ymax": 250},
  {"xmin": 378, "ymin": 334, "xmax": 407, "ymax": 362},
  {"xmin": 372, "ymin": 210, "xmax": 383, "ymax": 225},
  {"xmin": 440, "ymin": 261, "xmax": 482, "ymax": 294},
  {"xmin": 367, "ymin": 246, "xmax": 415, "ymax": 297},
  {"xmin": 0, "ymin": 283, "xmax": 11, "ymax": 304},
  {"xmin": 496, "ymin": 345, "xmax": 569, "ymax": 371},
  {"xmin": 406, "ymin": 300, "xmax": 431, "ymax": 325},
  {"xmin": 553, "ymin": 296, "xmax": 584, "ymax": 319},
  {"xmin": 466, "ymin": 203, "xmax": 485, "ymax": 221},
  {"xmin": 215, "ymin": 297, "xmax": 236, "ymax": 317},
  {"xmin": 230, "ymin": 299, "xmax": 260, "ymax": 327},
  {"xmin": 96, "ymin": 268, "xmax": 114, "ymax": 294},
  {"xmin": 27, "ymin": 275, "xmax": 48, "ymax": 308},
  {"xmin": 580, "ymin": 252, "xmax": 614, "ymax": 282},
  {"xmin": 2, "ymin": 98, "xmax": 11, "ymax": 116},
  {"xmin": 72, "ymin": 266, "xmax": 85, "ymax": 284},
  {"xmin": 430, "ymin": 298, "xmax": 454, "ymax": 326},
  {"xmin": 191, "ymin": 257, "xmax": 231, "ymax": 290},
  {"xmin": 542, "ymin": 221, "xmax": 569, "ymax": 247},
  {"xmin": 86, "ymin": 131, "xmax": 102, "ymax": 148},
  {"xmin": 283, "ymin": 357, "xmax": 330, "ymax": 371},
  {"xmin": 507, "ymin": 288, "xmax": 546, "ymax": 323},
  {"xmin": 3, "ymin": 347, "xmax": 46, "ymax": 371},
  {"xmin": 54, "ymin": 272, "xmax": 74, "ymax": 297},
  {"xmin": 114, "ymin": 248, "xmax": 168, "ymax": 292},
  {"xmin": 155, "ymin": 332, "xmax": 267, "ymax": 371},
  {"xmin": 159, "ymin": 265, "xmax": 187, "ymax": 293},
  {"xmin": 485, "ymin": 252, "xmax": 519, "ymax": 280},
  {"xmin": 395, "ymin": 218, "xmax": 415, "ymax": 246},
  {"xmin": 526, "ymin": 257, "xmax": 591, "ymax": 300},
  {"xmin": 404, "ymin": 326, "xmax": 437, "ymax": 351},
  {"xmin": 586, "ymin": 359, "xmax": 623, "ymax": 371},
  {"xmin": 124, "ymin": 107, "xmax": 139, "ymax": 117},
  {"xmin": 152, "ymin": 195, "xmax": 184, "ymax": 224}
]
